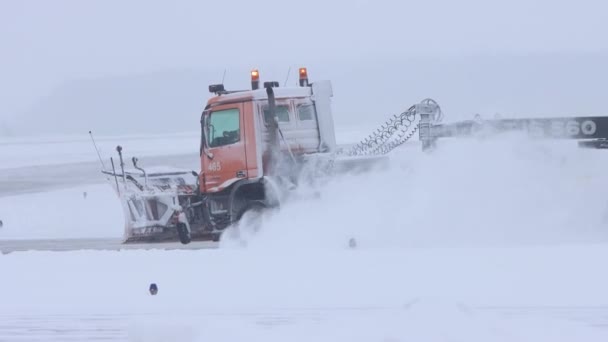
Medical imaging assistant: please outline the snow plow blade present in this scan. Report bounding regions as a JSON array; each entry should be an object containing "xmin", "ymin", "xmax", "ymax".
[
  {"xmin": 101, "ymin": 149, "xmax": 219, "ymax": 244},
  {"xmin": 103, "ymin": 166, "xmax": 194, "ymax": 243}
]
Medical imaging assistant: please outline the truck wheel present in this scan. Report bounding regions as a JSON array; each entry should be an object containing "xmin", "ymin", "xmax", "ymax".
[{"xmin": 176, "ymin": 222, "xmax": 191, "ymax": 245}]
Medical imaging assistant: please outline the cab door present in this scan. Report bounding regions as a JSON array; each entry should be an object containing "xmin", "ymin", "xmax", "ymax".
[{"xmin": 201, "ymin": 102, "xmax": 248, "ymax": 193}]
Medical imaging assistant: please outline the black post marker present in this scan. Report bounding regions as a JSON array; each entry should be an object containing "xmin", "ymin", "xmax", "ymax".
[{"xmin": 149, "ymin": 283, "xmax": 158, "ymax": 295}]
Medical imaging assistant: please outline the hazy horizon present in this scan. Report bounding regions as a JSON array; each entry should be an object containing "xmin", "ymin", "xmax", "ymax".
[{"xmin": 2, "ymin": 0, "xmax": 607, "ymax": 136}]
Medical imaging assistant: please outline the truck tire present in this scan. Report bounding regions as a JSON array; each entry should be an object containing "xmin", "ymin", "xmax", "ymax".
[{"xmin": 176, "ymin": 222, "xmax": 191, "ymax": 245}]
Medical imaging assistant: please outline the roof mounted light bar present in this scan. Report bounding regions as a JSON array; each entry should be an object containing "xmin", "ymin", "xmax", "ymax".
[
  {"xmin": 210, "ymin": 67, "xmax": 312, "ymax": 94},
  {"xmin": 251, "ymin": 69, "xmax": 260, "ymax": 90},
  {"xmin": 299, "ymin": 67, "xmax": 309, "ymax": 87}
]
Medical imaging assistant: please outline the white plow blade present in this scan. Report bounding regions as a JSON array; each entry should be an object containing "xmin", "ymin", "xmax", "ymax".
[{"xmin": 103, "ymin": 166, "xmax": 198, "ymax": 243}]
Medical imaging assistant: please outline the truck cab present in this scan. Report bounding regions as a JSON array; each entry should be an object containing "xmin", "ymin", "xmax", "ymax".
[
  {"xmin": 194, "ymin": 68, "xmax": 337, "ymax": 233},
  {"xmin": 105, "ymin": 68, "xmax": 357, "ymax": 244}
]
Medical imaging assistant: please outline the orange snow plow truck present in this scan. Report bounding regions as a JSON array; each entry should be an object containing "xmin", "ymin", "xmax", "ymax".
[{"xmin": 103, "ymin": 67, "xmax": 608, "ymax": 244}]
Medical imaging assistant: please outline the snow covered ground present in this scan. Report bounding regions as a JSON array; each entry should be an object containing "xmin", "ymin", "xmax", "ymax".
[
  {"xmin": 2, "ymin": 246, "xmax": 608, "ymax": 341},
  {"xmin": 2, "ymin": 130, "xmax": 608, "ymax": 340},
  {"xmin": 0, "ymin": 184, "xmax": 124, "ymax": 240}
]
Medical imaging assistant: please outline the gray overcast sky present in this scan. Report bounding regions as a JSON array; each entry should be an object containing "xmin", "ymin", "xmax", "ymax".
[{"xmin": 1, "ymin": 0, "xmax": 607, "ymax": 133}]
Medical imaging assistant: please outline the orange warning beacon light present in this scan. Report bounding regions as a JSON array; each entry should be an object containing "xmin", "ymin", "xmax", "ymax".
[
  {"xmin": 299, "ymin": 67, "xmax": 309, "ymax": 86},
  {"xmin": 251, "ymin": 69, "xmax": 260, "ymax": 90}
]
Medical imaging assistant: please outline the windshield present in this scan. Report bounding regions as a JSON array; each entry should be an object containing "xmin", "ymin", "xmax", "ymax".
[{"xmin": 205, "ymin": 108, "xmax": 240, "ymax": 148}]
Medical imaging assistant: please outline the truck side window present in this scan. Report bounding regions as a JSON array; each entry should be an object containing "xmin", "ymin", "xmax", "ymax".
[
  {"xmin": 297, "ymin": 104, "xmax": 315, "ymax": 121},
  {"xmin": 207, "ymin": 108, "xmax": 240, "ymax": 147},
  {"xmin": 263, "ymin": 105, "xmax": 290, "ymax": 124}
]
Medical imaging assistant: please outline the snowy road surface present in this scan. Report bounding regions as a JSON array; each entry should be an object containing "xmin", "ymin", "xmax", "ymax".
[
  {"xmin": 3, "ymin": 246, "xmax": 608, "ymax": 341},
  {"xmin": 2, "ymin": 306, "xmax": 608, "ymax": 341},
  {"xmin": 0, "ymin": 238, "xmax": 217, "ymax": 254}
]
